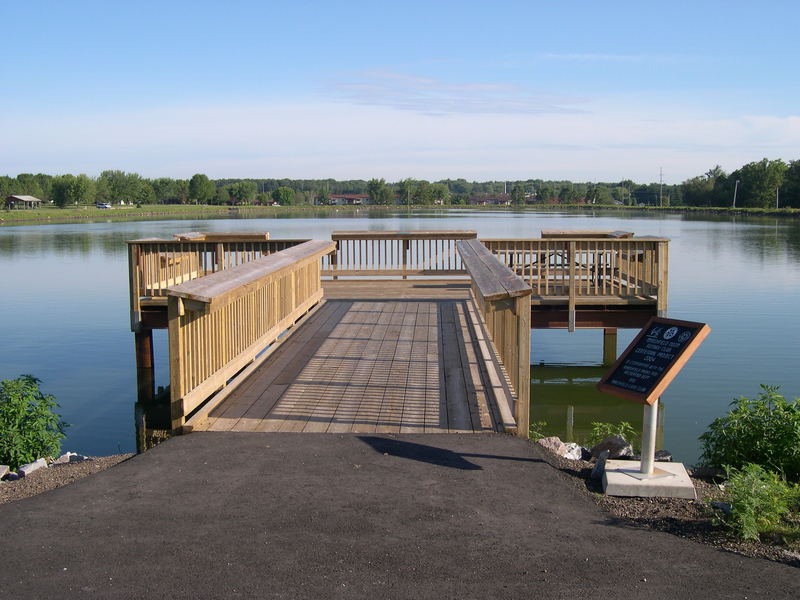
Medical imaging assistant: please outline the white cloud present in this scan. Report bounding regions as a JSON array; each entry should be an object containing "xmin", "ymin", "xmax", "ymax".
[
  {"xmin": 1, "ymin": 97, "xmax": 798, "ymax": 183},
  {"xmin": 326, "ymin": 70, "xmax": 585, "ymax": 115}
]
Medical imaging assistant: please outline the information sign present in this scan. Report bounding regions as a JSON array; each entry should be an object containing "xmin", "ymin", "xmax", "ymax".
[{"xmin": 597, "ymin": 317, "xmax": 710, "ymax": 405}]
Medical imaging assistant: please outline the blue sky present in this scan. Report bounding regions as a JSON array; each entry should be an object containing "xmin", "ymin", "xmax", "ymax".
[{"xmin": 2, "ymin": 1, "xmax": 799, "ymax": 183}]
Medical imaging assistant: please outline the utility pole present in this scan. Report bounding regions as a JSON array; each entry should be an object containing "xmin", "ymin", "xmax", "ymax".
[
  {"xmin": 733, "ymin": 179, "xmax": 740, "ymax": 208},
  {"xmin": 659, "ymin": 167, "xmax": 663, "ymax": 207},
  {"xmin": 776, "ymin": 187, "xmax": 780, "ymax": 209}
]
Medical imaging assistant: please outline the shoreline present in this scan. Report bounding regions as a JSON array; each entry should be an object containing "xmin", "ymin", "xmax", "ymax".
[{"xmin": 2, "ymin": 203, "xmax": 798, "ymax": 227}]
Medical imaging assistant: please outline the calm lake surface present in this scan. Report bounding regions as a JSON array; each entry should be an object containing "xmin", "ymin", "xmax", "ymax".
[{"xmin": 1, "ymin": 209, "xmax": 798, "ymax": 463}]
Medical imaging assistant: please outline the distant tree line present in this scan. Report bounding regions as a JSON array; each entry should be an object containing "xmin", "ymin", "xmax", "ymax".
[{"xmin": 2, "ymin": 157, "xmax": 799, "ymax": 209}]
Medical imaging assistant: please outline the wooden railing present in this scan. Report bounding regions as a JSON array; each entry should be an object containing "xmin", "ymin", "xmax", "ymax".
[
  {"xmin": 323, "ymin": 230, "xmax": 477, "ymax": 278},
  {"xmin": 457, "ymin": 239, "xmax": 531, "ymax": 438},
  {"xmin": 165, "ymin": 240, "xmax": 335, "ymax": 429},
  {"xmin": 127, "ymin": 233, "xmax": 308, "ymax": 325},
  {"xmin": 481, "ymin": 237, "xmax": 668, "ymax": 325}
]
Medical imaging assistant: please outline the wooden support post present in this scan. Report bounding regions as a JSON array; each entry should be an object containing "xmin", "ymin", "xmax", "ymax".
[
  {"xmin": 134, "ymin": 329, "xmax": 155, "ymax": 404},
  {"xmin": 656, "ymin": 241, "xmax": 669, "ymax": 317},
  {"xmin": 402, "ymin": 239, "xmax": 409, "ymax": 280},
  {"xmin": 602, "ymin": 328, "xmax": 618, "ymax": 366}
]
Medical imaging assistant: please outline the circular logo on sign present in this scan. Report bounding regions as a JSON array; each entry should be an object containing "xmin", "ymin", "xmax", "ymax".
[
  {"xmin": 678, "ymin": 331, "xmax": 691, "ymax": 343},
  {"xmin": 663, "ymin": 326, "xmax": 679, "ymax": 340}
]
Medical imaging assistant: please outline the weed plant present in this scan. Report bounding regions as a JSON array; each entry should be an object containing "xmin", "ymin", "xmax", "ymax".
[
  {"xmin": 587, "ymin": 421, "xmax": 639, "ymax": 451},
  {"xmin": 0, "ymin": 375, "xmax": 67, "ymax": 469},
  {"xmin": 720, "ymin": 463, "xmax": 800, "ymax": 542}
]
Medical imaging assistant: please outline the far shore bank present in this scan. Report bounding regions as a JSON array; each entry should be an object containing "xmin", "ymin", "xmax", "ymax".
[{"xmin": 2, "ymin": 203, "xmax": 798, "ymax": 227}]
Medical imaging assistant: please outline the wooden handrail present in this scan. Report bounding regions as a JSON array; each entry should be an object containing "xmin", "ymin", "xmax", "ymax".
[
  {"xmin": 331, "ymin": 230, "xmax": 477, "ymax": 241},
  {"xmin": 457, "ymin": 239, "xmax": 531, "ymax": 438},
  {"xmin": 166, "ymin": 240, "xmax": 335, "ymax": 429}
]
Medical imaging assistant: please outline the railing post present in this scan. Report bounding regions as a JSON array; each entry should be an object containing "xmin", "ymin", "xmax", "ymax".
[
  {"xmin": 657, "ymin": 241, "xmax": 669, "ymax": 317},
  {"xmin": 568, "ymin": 241, "xmax": 576, "ymax": 332},
  {"xmin": 215, "ymin": 242, "xmax": 225, "ymax": 272},
  {"xmin": 402, "ymin": 239, "xmax": 409, "ymax": 279},
  {"xmin": 331, "ymin": 240, "xmax": 339, "ymax": 280},
  {"xmin": 128, "ymin": 243, "xmax": 142, "ymax": 332},
  {"xmin": 167, "ymin": 295, "xmax": 185, "ymax": 430},
  {"xmin": 515, "ymin": 294, "xmax": 531, "ymax": 438}
]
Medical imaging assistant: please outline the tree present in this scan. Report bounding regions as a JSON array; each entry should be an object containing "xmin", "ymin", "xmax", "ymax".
[
  {"xmin": 316, "ymin": 188, "xmax": 332, "ymax": 205},
  {"xmin": 510, "ymin": 183, "xmax": 525, "ymax": 206},
  {"xmin": 397, "ymin": 179, "xmax": 414, "ymax": 206},
  {"xmin": 730, "ymin": 159, "xmax": 788, "ymax": 208},
  {"xmin": 151, "ymin": 178, "xmax": 178, "ymax": 204},
  {"xmin": 97, "ymin": 170, "xmax": 146, "ymax": 205},
  {"xmin": 271, "ymin": 186, "xmax": 295, "ymax": 206},
  {"xmin": 431, "ymin": 183, "xmax": 449, "ymax": 205},
  {"xmin": 367, "ymin": 178, "xmax": 394, "ymax": 205},
  {"xmin": 50, "ymin": 174, "xmax": 95, "ymax": 207},
  {"xmin": 215, "ymin": 186, "xmax": 230, "ymax": 205},
  {"xmin": 188, "ymin": 174, "xmax": 215, "ymax": 204},
  {"xmin": 412, "ymin": 180, "xmax": 434, "ymax": 205},
  {"xmin": 782, "ymin": 160, "xmax": 800, "ymax": 208}
]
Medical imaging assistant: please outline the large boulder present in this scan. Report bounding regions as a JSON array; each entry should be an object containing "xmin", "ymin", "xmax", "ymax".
[
  {"xmin": 536, "ymin": 436, "xmax": 567, "ymax": 457},
  {"xmin": 590, "ymin": 434, "xmax": 633, "ymax": 459}
]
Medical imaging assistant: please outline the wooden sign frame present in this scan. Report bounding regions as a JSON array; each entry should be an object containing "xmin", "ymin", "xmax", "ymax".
[{"xmin": 597, "ymin": 317, "xmax": 710, "ymax": 405}]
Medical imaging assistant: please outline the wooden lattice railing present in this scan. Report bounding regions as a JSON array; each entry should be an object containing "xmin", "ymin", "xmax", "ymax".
[{"xmin": 323, "ymin": 231, "xmax": 477, "ymax": 278}]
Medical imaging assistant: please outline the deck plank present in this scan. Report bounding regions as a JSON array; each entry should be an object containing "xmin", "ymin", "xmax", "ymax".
[{"xmin": 204, "ymin": 282, "xmax": 510, "ymax": 435}]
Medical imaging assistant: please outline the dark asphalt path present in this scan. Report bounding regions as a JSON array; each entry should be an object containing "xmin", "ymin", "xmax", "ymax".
[{"xmin": 0, "ymin": 433, "xmax": 796, "ymax": 599}]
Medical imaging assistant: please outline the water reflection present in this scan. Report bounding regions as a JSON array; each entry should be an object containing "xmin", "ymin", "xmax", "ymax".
[{"xmin": 530, "ymin": 365, "xmax": 664, "ymax": 451}]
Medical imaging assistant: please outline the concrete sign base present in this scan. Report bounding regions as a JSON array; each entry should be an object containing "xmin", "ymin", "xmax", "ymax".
[{"xmin": 603, "ymin": 459, "xmax": 696, "ymax": 499}]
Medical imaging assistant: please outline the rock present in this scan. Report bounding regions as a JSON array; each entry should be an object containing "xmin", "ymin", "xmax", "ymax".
[
  {"xmin": 711, "ymin": 501, "xmax": 732, "ymax": 516},
  {"xmin": 581, "ymin": 447, "xmax": 593, "ymax": 461},
  {"xmin": 590, "ymin": 450, "xmax": 609, "ymax": 480},
  {"xmin": 5, "ymin": 472, "xmax": 20, "ymax": 481},
  {"xmin": 654, "ymin": 450, "xmax": 673, "ymax": 462},
  {"xmin": 52, "ymin": 452, "xmax": 90, "ymax": 465},
  {"xmin": 563, "ymin": 443, "xmax": 584, "ymax": 461},
  {"xmin": 18, "ymin": 458, "xmax": 48, "ymax": 477},
  {"xmin": 0, "ymin": 465, "xmax": 8, "ymax": 480},
  {"xmin": 590, "ymin": 434, "xmax": 633, "ymax": 459},
  {"xmin": 536, "ymin": 436, "xmax": 567, "ymax": 457}
]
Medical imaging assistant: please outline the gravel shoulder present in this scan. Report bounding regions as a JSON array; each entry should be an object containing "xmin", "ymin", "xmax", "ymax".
[
  {"xmin": 0, "ymin": 455, "xmax": 133, "ymax": 505},
  {"xmin": 538, "ymin": 450, "xmax": 800, "ymax": 568}
]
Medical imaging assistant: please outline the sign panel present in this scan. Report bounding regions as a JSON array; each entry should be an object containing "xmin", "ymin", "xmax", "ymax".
[{"xmin": 597, "ymin": 317, "xmax": 710, "ymax": 405}]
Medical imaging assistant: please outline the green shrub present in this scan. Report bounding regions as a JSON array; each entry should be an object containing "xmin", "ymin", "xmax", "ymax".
[
  {"xmin": 720, "ymin": 463, "xmax": 800, "ymax": 541},
  {"xmin": 699, "ymin": 385, "xmax": 800, "ymax": 481},
  {"xmin": 0, "ymin": 375, "xmax": 68, "ymax": 469},
  {"xmin": 587, "ymin": 421, "xmax": 639, "ymax": 450}
]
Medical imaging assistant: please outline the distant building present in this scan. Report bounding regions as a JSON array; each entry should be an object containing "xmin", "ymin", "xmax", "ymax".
[
  {"xmin": 5, "ymin": 195, "xmax": 43, "ymax": 209},
  {"xmin": 329, "ymin": 193, "xmax": 369, "ymax": 206},
  {"xmin": 468, "ymin": 194, "xmax": 512, "ymax": 206}
]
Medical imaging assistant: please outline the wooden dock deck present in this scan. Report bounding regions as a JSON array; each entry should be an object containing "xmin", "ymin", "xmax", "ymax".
[
  {"xmin": 197, "ymin": 282, "xmax": 504, "ymax": 434},
  {"xmin": 127, "ymin": 230, "xmax": 668, "ymax": 438}
]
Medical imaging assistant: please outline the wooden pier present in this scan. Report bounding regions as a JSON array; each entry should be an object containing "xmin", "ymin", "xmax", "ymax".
[{"xmin": 127, "ymin": 230, "xmax": 668, "ymax": 439}]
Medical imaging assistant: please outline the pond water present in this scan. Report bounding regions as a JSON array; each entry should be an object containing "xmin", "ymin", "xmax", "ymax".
[{"xmin": 1, "ymin": 209, "xmax": 798, "ymax": 464}]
